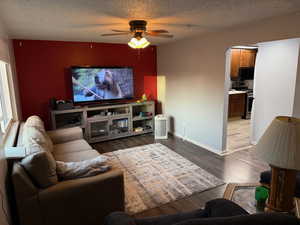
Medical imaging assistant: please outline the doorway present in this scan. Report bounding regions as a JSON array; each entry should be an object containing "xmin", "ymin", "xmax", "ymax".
[
  {"xmin": 223, "ymin": 38, "xmax": 300, "ymax": 155},
  {"xmin": 225, "ymin": 46, "xmax": 257, "ymax": 153}
]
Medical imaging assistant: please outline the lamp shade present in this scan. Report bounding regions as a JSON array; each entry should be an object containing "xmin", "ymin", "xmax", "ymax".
[{"xmin": 255, "ymin": 116, "xmax": 300, "ymax": 170}]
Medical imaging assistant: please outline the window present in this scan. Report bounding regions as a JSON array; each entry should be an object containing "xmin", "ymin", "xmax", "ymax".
[{"xmin": 0, "ymin": 60, "xmax": 13, "ymax": 133}]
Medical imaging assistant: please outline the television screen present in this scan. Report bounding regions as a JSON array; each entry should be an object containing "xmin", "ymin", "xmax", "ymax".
[{"xmin": 71, "ymin": 67, "xmax": 134, "ymax": 103}]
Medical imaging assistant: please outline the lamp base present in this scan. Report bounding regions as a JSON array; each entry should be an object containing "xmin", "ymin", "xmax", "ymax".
[{"xmin": 266, "ymin": 165, "xmax": 296, "ymax": 212}]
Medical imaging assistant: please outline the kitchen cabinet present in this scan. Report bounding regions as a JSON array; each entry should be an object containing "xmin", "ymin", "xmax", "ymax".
[
  {"xmin": 240, "ymin": 49, "xmax": 256, "ymax": 67},
  {"xmin": 228, "ymin": 93, "xmax": 246, "ymax": 118},
  {"xmin": 230, "ymin": 49, "xmax": 241, "ymax": 80},
  {"xmin": 230, "ymin": 49, "xmax": 257, "ymax": 79}
]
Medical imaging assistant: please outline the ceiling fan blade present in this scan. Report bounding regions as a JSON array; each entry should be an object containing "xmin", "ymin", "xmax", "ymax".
[
  {"xmin": 111, "ymin": 29, "xmax": 130, "ymax": 33},
  {"xmin": 147, "ymin": 29, "xmax": 169, "ymax": 33},
  {"xmin": 153, "ymin": 23, "xmax": 220, "ymax": 30},
  {"xmin": 71, "ymin": 23, "xmax": 123, "ymax": 28},
  {"xmin": 146, "ymin": 32, "xmax": 174, "ymax": 38},
  {"xmin": 101, "ymin": 33, "xmax": 130, "ymax": 36}
]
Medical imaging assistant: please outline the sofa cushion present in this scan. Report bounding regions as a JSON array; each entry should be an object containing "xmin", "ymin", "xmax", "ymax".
[
  {"xmin": 53, "ymin": 139, "xmax": 92, "ymax": 155},
  {"xmin": 47, "ymin": 127, "xmax": 83, "ymax": 144},
  {"xmin": 54, "ymin": 150, "xmax": 100, "ymax": 162},
  {"xmin": 23, "ymin": 115, "xmax": 54, "ymax": 151},
  {"xmin": 21, "ymin": 151, "xmax": 58, "ymax": 188},
  {"xmin": 23, "ymin": 126, "xmax": 53, "ymax": 154},
  {"xmin": 44, "ymin": 132, "xmax": 54, "ymax": 151},
  {"xmin": 24, "ymin": 115, "xmax": 45, "ymax": 131}
]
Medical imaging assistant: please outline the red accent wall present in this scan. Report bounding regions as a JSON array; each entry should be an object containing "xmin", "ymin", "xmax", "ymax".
[{"xmin": 13, "ymin": 40, "xmax": 157, "ymax": 129}]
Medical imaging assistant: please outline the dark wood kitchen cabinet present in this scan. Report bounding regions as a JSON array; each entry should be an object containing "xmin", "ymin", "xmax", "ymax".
[
  {"xmin": 230, "ymin": 49, "xmax": 257, "ymax": 79},
  {"xmin": 228, "ymin": 93, "xmax": 246, "ymax": 118},
  {"xmin": 230, "ymin": 49, "xmax": 241, "ymax": 80},
  {"xmin": 240, "ymin": 49, "xmax": 256, "ymax": 67}
]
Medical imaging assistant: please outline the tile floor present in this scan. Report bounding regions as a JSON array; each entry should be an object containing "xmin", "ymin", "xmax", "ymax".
[{"xmin": 226, "ymin": 118, "xmax": 252, "ymax": 153}]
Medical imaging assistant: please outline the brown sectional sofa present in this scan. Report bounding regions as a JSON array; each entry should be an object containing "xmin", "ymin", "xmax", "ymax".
[{"xmin": 12, "ymin": 116, "xmax": 124, "ymax": 225}]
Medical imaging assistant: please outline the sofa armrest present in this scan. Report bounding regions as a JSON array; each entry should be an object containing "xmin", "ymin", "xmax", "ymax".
[
  {"xmin": 104, "ymin": 212, "xmax": 137, "ymax": 225},
  {"xmin": 47, "ymin": 126, "xmax": 83, "ymax": 144},
  {"xmin": 105, "ymin": 209, "xmax": 206, "ymax": 225},
  {"xmin": 38, "ymin": 169, "xmax": 124, "ymax": 225},
  {"xmin": 204, "ymin": 199, "xmax": 249, "ymax": 217},
  {"xmin": 171, "ymin": 213, "xmax": 300, "ymax": 225}
]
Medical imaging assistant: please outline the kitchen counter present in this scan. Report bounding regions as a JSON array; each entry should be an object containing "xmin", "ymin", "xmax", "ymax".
[{"xmin": 229, "ymin": 90, "xmax": 247, "ymax": 95}]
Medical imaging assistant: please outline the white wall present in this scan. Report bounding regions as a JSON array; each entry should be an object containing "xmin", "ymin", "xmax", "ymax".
[
  {"xmin": 292, "ymin": 46, "xmax": 300, "ymax": 117},
  {"xmin": 0, "ymin": 20, "xmax": 21, "ymax": 121},
  {"xmin": 157, "ymin": 75, "xmax": 166, "ymax": 114},
  {"xmin": 222, "ymin": 49, "xmax": 232, "ymax": 150},
  {"xmin": 0, "ymin": 33, "xmax": 10, "ymax": 63},
  {"xmin": 0, "ymin": 19, "xmax": 20, "ymax": 225},
  {"xmin": 252, "ymin": 38, "xmax": 300, "ymax": 143},
  {"xmin": 158, "ymin": 13, "xmax": 300, "ymax": 153}
]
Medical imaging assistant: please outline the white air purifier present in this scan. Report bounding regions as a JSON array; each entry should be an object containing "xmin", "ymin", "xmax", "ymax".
[{"xmin": 155, "ymin": 114, "xmax": 168, "ymax": 139}]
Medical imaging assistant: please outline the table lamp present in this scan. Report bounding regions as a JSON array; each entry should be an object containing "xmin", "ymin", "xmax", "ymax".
[{"xmin": 255, "ymin": 116, "xmax": 300, "ymax": 212}]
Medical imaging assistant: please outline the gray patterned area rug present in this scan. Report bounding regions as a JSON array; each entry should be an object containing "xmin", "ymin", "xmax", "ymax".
[{"xmin": 104, "ymin": 143, "xmax": 224, "ymax": 214}]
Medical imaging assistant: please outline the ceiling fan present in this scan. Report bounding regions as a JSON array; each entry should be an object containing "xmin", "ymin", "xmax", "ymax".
[{"xmin": 101, "ymin": 20, "xmax": 173, "ymax": 49}]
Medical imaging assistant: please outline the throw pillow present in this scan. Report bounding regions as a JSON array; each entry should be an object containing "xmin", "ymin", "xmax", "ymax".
[
  {"xmin": 56, "ymin": 155, "xmax": 110, "ymax": 180},
  {"xmin": 21, "ymin": 151, "xmax": 58, "ymax": 188}
]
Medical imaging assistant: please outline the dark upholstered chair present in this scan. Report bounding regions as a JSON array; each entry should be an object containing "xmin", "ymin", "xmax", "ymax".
[
  {"xmin": 260, "ymin": 170, "xmax": 300, "ymax": 198},
  {"xmin": 104, "ymin": 199, "xmax": 300, "ymax": 225}
]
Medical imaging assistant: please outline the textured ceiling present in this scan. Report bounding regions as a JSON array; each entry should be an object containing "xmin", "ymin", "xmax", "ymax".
[{"xmin": 0, "ymin": 0, "xmax": 300, "ymax": 45}]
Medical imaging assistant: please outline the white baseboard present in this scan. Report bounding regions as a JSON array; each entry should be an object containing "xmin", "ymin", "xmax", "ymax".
[
  {"xmin": 221, "ymin": 145, "xmax": 253, "ymax": 156},
  {"xmin": 170, "ymin": 132, "xmax": 223, "ymax": 156}
]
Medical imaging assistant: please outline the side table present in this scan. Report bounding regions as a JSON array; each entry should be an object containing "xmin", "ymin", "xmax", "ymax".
[{"xmin": 223, "ymin": 182, "xmax": 300, "ymax": 217}]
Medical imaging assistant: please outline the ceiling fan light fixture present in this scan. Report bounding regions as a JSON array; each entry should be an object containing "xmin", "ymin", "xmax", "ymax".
[{"xmin": 128, "ymin": 37, "xmax": 150, "ymax": 49}]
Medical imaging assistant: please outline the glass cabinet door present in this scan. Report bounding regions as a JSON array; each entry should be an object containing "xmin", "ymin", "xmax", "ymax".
[
  {"xmin": 110, "ymin": 118, "xmax": 130, "ymax": 135},
  {"xmin": 89, "ymin": 120, "xmax": 109, "ymax": 138}
]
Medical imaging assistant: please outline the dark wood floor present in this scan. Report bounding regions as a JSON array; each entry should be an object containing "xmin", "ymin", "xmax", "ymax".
[{"xmin": 92, "ymin": 134, "xmax": 269, "ymax": 218}]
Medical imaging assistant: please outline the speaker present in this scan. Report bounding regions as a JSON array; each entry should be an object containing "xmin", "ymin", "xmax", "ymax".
[
  {"xmin": 56, "ymin": 100, "xmax": 74, "ymax": 110},
  {"xmin": 155, "ymin": 114, "xmax": 168, "ymax": 139},
  {"xmin": 49, "ymin": 98, "xmax": 57, "ymax": 110}
]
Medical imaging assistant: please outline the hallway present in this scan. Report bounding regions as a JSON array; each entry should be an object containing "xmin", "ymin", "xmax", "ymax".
[{"xmin": 227, "ymin": 119, "xmax": 252, "ymax": 153}]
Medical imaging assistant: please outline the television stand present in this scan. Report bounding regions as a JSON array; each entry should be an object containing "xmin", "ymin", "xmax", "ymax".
[
  {"xmin": 87, "ymin": 103, "xmax": 103, "ymax": 108},
  {"xmin": 87, "ymin": 101, "xmax": 126, "ymax": 107},
  {"xmin": 50, "ymin": 101, "xmax": 155, "ymax": 143}
]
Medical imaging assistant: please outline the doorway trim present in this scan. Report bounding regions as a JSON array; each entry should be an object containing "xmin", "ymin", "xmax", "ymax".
[
  {"xmin": 222, "ymin": 45, "xmax": 258, "ymax": 154},
  {"xmin": 221, "ymin": 48, "xmax": 232, "ymax": 152}
]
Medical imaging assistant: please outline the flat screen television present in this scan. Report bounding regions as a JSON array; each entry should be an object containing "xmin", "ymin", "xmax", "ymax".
[{"xmin": 71, "ymin": 67, "xmax": 134, "ymax": 103}]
